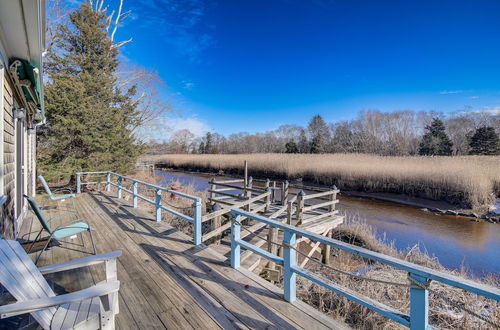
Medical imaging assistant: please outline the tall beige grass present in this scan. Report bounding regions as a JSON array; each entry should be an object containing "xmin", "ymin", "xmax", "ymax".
[
  {"xmin": 144, "ymin": 154, "xmax": 500, "ymax": 210},
  {"xmin": 296, "ymin": 219, "xmax": 500, "ymax": 329}
]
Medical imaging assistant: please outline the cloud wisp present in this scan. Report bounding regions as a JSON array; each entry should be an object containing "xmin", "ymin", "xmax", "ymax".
[{"xmin": 439, "ymin": 90, "xmax": 464, "ymax": 95}]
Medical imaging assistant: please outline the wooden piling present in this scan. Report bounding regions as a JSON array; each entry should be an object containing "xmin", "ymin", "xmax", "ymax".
[
  {"xmin": 211, "ymin": 203, "xmax": 222, "ymax": 245},
  {"xmin": 296, "ymin": 190, "xmax": 305, "ymax": 225}
]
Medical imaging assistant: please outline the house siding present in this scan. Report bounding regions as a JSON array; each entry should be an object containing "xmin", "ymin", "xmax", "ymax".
[{"xmin": 2, "ymin": 74, "xmax": 15, "ymax": 238}]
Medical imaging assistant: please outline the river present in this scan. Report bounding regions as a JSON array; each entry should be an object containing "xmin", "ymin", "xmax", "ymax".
[{"xmin": 155, "ymin": 170, "xmax": 500, "ymax": 278}]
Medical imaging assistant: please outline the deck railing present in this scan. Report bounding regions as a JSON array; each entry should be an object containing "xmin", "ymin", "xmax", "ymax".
[
  {"xmin": 76, "ymin": 171, "xmax": 202, "ymax": 245},
  {"xmin": 230, "ymin": 208, "xmax": 500, "ymax": 329}
]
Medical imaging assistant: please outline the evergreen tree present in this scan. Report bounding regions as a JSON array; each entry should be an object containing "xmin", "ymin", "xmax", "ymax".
[
  {"xmin": 285, "ymin": 141, "xmax": 298, "ymax": 153},
  {"xmin": 307, "ymin": 114, "xmax": 329, "ymax": 152},
  {"xmin": 204, "ymin": 132, "xmax": 213, "ymax": 154},
  {"xmin": 469, "ymin": 126, "xmax": 499, "ymax": 155},
  {"xmin": 418, "ymin": 118, "xmax": 453, "ymax": 156},
  {"xmin": 297, "ymin": 129, "xmax": 309, "ymax": 153},
  {"xmin": 310, "ymin": 134, "xmax": 324, "ymax": 153},
  {"xmin": 198, "ymin": 141, "xmax": 205, "ymax": 154},
  {"xmin": 39, "ymin": 3, "xmax": 142, "ymax": 180}
]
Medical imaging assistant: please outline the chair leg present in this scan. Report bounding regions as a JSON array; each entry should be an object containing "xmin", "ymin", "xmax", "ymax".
[
  {"xmin": 88, "ymin": 229, "xmax": 97, "ymax": 255},
  {"xmin": 27, "ymin": 229, "xmax": 44, "ymax": 254},
  {"xmin": 35, "ymin": 235, "xmax": 52, "ymax": 265}
]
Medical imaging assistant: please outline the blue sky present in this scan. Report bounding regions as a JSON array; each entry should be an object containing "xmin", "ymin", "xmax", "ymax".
[{"xmin": 81, "ymin": 0, "xmax": 500, "ymax": 137}]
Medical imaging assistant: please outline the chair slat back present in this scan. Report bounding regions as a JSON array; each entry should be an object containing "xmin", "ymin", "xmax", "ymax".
[
  {"xmin": 24, "ymin": 195, "xmax": 52, "ymax": 234},
  {"xmin": 0, "ymin": 240, "xmax": 56, "ymax": 329},
  {"xmin": 38, "ymin": 176, "xmax": 53, "ymax": 197}
]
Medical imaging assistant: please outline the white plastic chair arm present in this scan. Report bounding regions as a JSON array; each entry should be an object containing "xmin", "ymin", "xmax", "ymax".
[
  {"xmin": 39, "ymin": 251, "xmax": 122, "ymax": 275},
  {"xmin": 0, "ymin": 281, "xmax": 120, "ymax": 318}
]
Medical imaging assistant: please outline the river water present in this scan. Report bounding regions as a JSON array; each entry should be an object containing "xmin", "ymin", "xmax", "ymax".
[{"xmin": 156, "ymin": 170, "xmax": 500, "ymax": 278}]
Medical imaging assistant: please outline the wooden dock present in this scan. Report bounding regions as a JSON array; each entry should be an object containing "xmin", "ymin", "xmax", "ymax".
[{"xmin": 17, "ymin": 192, "xmax": 347, "ymax": 329}]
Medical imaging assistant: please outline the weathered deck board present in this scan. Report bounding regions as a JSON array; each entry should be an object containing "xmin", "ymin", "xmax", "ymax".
[{"xmin": 17, "ymin": 192, "xmax": 348, "ymax": 330}]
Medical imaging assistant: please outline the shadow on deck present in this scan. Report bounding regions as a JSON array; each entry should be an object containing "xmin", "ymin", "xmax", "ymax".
[{"xmin": 18, "ymin": 192, "xmax": 347, "ymax": 329}]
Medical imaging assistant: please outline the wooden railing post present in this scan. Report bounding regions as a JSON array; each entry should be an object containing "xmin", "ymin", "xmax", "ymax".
[
  {"xmin": 281, "ymin": 180, "xmax": 289, "ymax": 205},
  {"xmin": 283, "ymin": 229, "xmax": 297, "ymax": 302},
  {"xmin": 212, "ymin": 203, "xmax": 222, "ymax": 245},
  {"xmin": 409, "ymin": 273, "xmax": 430, "ymax": 330},
  {"xmin": 322, "ymin": 187, "xmax": 336, "ymax": 265},
  {"xmin": 264, "ymin": 179, "xmax": 271, "ymax": 212},
  {"xmin": 209, "ymin": 178, "xmax": 216, "ymax": 206},
  {"xmin": 267, "ymin": 226, "xmax": 278, "ymax": 270},
  {"xmin": 272, "ymin": 181, "xmax": 276, "ymax": 204},
  {"xmin": 265, "ymin": 188, "xmax": 271, "ymax": 213},
  {"xmin": 76, "ymin": 173, "xmax": 81, "ymax": 193},
  {"xmin": 117, "ymin": 176, "xmax": 123, "ymax": 199},
  {"xmin": 231, "ymin": 214, "xmax": 241, "ymax": 268},
  {"xmin": 155, "ymin": 188, "xmax": 162, "ymax": 222},
  {"xmin": 193, "ymin": 197, "xmax": 202, "ymax": 245},
  {"xmin": 133, "ymin": 181, "xmax": 138, "ymax": 208},
  {"xmin": 296, "ymin": 190, "xmax": 305, "ymax": 225},
  {"xmin": 106, "ymin": 173, "xmax": 111, "ymax": 192},
  {"xmin": 287, "ymin": 200, "xmax": 293, "ymax": 225},
  {"xmin": 246, "ymin": 176, "xmax": 253, "ymax": 212}
]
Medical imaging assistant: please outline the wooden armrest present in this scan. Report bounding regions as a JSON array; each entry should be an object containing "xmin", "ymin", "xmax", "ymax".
[
  {"xmin": 39, "ymin": 251, "xmax": 122, "ymax": 275},
  {"xmin": 0, "ymin": 281, "xmax": 120, "ymax": 318}
]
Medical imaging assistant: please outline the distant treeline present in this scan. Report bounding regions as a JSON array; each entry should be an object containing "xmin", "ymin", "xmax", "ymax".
[{"xmin": 148, "ymin": 110, "xmax": 500, "ymax": 156}]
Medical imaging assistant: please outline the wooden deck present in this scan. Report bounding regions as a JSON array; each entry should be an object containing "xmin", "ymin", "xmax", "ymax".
[{"xmin": 18, "ymin": 192, "xmax": 347, "ymax": 329}]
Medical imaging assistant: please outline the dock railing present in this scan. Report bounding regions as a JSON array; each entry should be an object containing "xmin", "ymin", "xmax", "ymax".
[
  {"xmin": 76, "ymin": 171, "xmax": 203, "ymax": 245},
  {"xmin": 230, "ymin": 208, "xmax": 500, "ymax": 329}
]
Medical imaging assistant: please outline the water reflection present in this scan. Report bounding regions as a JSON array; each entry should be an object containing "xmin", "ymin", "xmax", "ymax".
[{"xmin": 155, "ymin": 170, "xmax": 500, "ymax": 277}]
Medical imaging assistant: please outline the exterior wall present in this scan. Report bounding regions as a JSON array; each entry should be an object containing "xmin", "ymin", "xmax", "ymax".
[{"xmin": 2, "ymin": 74, "xmax": 15, "ymax": 238}]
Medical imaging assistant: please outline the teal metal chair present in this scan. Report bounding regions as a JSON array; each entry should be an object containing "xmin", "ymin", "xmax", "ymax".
[
  {"xmin": 24, "ymin": 195, "xmax": 96, "ymax": 265},
  {"xmin": 38, "ymin": 175, "xmax": 76, "ymax": 201}
]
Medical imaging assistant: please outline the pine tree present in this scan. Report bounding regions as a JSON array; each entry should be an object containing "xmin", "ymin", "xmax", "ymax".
[
  {"xmin": 285, "ymin": 141, "xmax": 298, "ymax": 153},
  {"xmin": 297, "ymin": 129, "xmax": 309, "ymax": 153},
  {"xmin": 418, "ymin": 118, "xmax": 453, "ymax": 156},
  {"xmin": 204, "ymin": 132, "xmax": 213, "ymax": 154},
  {"xmin": 38, "ymin": 3, "xmax": 142, "ymax": 180},
  {"xmin": 469, "ymin": 126, "xmax": 499, "ymax": 155},
  {"xmin": 198, "ymin": 141, "xmax": 205, "ymax": 154},
  {"xmin": 310, "ymin": 134, "xmax": 324, "ymax": 153}
]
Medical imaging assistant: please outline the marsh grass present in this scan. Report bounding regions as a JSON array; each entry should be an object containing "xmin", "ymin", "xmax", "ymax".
[{"xmin": 145, "ymin": 153, "xmax": 500, "ymax": 210}]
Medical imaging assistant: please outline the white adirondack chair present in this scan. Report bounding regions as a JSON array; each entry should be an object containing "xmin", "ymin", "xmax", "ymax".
[{"xmin": 0, "ymin": 239, "xmax": 121, "ymax": 329}]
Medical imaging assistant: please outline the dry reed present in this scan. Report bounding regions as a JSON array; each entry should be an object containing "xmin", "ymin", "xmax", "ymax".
[
  {"xmin": 144, "ymin": 154, "xmax": 500, "ymax": 210},
  {"xmin": 295, "ymin": 218, "xmax": 500, "ymax": 329}
]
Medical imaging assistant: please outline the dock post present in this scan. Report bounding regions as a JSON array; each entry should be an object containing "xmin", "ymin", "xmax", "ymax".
[
  {"xmin": 281, "ymin": 180, "xmax": 289, "ymax": 205},
  {"xmin": 409, "ymin": 273, "xmax": 430, "ymax": 330},
  {"xmin": 265, "ymin": 179, "xmax": 271, "ymax": 212},
  {"xmin": 246, "ymin": 176, "xmax": 253, "ymax": 212},
  {"xmin": 272, "ymin": 181, "xmax": 276, "ymax": 204},
  {"xmin": 106, "ymin": 173, "xmax": 111, "ymax": 192},
  {"xmin": 193, "ymin": 197, "xmax": 202, "ymax": 245},
  {"xmin": 283, "ymin": 229, "xmax": 297, "ymax": 302},
  {"xmin": 117, "ymin": 176, "xmax": 123, "ymax": 199},
  {"xmin": 231, "ymin": 214, "xmax": 241, "ymax": 268},
  {"xmin": 244, "ymin": 160, "xmax": 248, "ymax": 187},
  {"xmin": 287, "ymin": 200, "xmax": 293, "ymax": 225},
  {"xmin": 267, "ymin": 226, "xmax": 278, "ymax": 270},
  {"xmin": 209, "ymin": 178, "xmax": 216, "ymax": 206},
  {"xmin": 212, "ymin": 204, "xmax": 222, "ymax": 245},
  {"xmin": 76, "ymin": 173, "xmax": 81, "ymax": 193},
  {"xmin": 155, "ymin": 188, "xmax": 162, "ymax": 222},
  {"xmin": 133, "ymin": 181, "xmax": 138, "ymax": 208},
  {"xmin": 296, "ymin": 190, "xmax": 305, "ymax": 225},
  {"xmin": 322, "ymin": 187, "xmax": 336, "ymax": 265},
  {"xmin": 265, "ymin": 187, "xmax": 272, "ymax": 212}
]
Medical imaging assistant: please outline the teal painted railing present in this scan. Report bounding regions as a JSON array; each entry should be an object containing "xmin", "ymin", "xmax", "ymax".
[
  {"xmin": 230, "ymin": 208, "xmax": 500, "ymax": 329},
  {"xmin": 76, "ymin": 171, "xmax": 202, "ymax": 245}
]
